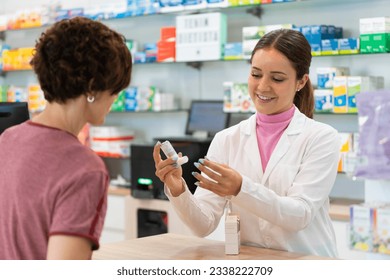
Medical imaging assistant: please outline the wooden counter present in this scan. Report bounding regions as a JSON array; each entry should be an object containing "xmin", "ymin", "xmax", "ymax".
[
  {"xmin": 93, "ymin": 233, "xmax": 332, "ymax": 260},
  {"xmin": 108, "ymin": 186, "xmax": 130, "ymax": 196},
  {"xmin": 328, "ymin": 198, "xmax": 363, "ymax": 222}
]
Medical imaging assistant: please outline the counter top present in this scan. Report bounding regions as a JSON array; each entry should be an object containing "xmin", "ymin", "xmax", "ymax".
[
  {"xmin": 93, "ymin": 233, "xmax": 333, "ymax": 260},
  {"xmin": 108, "ymin": 186, "xmax": 130, "ymax": 196},
  {"xmin": 329, "ymin": 198, "xmax": 363, "ymax": 222}
]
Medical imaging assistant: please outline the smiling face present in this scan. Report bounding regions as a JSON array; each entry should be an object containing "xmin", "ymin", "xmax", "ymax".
[{"xmin": 248, "ymin": 47, "xmax": 308, "ymax": 115}]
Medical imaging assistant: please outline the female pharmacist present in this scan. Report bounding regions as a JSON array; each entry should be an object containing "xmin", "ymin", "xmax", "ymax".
[
  {"xmin": 154, "ymin": 29, "xmax": 340, "ymax": 257},
  {"xmin": 0, "ymin": 17, "xmax": 132, "ymax": 259}
]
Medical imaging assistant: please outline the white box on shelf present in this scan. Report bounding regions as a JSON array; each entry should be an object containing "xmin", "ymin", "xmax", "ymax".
[{"xmin": 175, "ymin": 12, "xmax": 227, "ymax": 62}]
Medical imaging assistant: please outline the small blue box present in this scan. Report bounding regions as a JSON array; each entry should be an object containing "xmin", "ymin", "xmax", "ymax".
[
  {"xmin": 321, "ymin": 39, "xmax": 339, "ymax": 55},
  {"xmin": 339, "ymin": 38, "xmax": 359, "ymax": 54}
]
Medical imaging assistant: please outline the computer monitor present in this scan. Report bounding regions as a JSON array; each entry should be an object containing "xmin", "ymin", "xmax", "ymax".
[
  {"xmin": 0, "ymin": 102, "xmax": 30, "ymax": 135},
  {"xmin": 185, "ymin": 100, "xmax": 230, "ymax": 138}
]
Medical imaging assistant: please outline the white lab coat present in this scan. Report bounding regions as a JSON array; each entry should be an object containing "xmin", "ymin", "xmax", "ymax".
[{"xmin": 166, "ymin": 108, "xmax": 340, "ymax": 257}]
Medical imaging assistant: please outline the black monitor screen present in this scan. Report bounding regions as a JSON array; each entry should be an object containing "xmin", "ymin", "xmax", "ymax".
[
  {"xmin": 185, "ymin": 100, "xmax": 229, "ymax": 137},
  {"xmin": 0, "ymin": 102, "xmax": 30, "ymax": 135}
]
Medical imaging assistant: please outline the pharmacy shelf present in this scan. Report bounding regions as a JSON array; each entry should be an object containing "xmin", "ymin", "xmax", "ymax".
[{"xmin": 0, "ymin": 1, "xmax": 298, "ymax": 33}]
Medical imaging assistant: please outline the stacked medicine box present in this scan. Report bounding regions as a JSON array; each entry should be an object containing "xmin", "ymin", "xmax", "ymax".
[
  {"xmin": 314, "ymin": 67, "xmax": 384, "ymax": 114},
  {"xmin": 359, "ymin": 17, "xmax": 390, "ymax": 53},
  {"xmin": 242, "ymin": 24, "xmax": 295, "ymax": 59}
]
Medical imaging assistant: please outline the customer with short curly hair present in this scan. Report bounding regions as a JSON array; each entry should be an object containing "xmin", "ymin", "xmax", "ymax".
[{"xmin": 0, "ymin": 17, "xmax": 132, "ymax": 260}]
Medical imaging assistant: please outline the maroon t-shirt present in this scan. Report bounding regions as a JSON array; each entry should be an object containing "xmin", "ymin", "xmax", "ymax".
[{"xmin": 0, "ymin": 121, "xmax": 109, "ymax": 259}]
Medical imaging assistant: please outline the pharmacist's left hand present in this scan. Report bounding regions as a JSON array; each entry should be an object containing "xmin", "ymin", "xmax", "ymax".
[{"xmin": 193, "ymin": 158, "xmax": 242, "ymax": 196}]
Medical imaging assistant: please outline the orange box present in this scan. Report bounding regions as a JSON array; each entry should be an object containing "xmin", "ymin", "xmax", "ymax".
[{"xmin": 160, "ymin": 26, "xmax": 176, "ymax": 41}]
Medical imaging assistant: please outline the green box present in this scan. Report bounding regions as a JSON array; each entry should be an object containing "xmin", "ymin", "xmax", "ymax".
[
  {"xmin": 0, "ymin": 85, "xmax": 9, "ymax": 102},
  {"xmin": 371, "ymin": 33, "xmax": 390, "ymax": 53},
  {"xmin": 360, "ymin": 33, "xmax": 390, "ymax": 53},
  {"xmin": 110, "ymin": 90, "xmax": 126, "ymax": 112}
]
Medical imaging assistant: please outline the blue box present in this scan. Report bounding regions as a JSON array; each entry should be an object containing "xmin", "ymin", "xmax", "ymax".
[
  {"xmin": 321, "ymin": 39, "xmax": 339, "ymax": 55},
  {"xmin": 224, "ymin": 42, "xmax": 243, "ymax": 60},
  {"xmin": 339, "ymin": 38, "xmax": 359, "ymax": 54},
  {"xmin": 335, "ymin": 27, "xmax": 343, "ymax": 39},
  {"xmin": 310, "ymin": 25, "xmax": 328, "ymax": 55}
]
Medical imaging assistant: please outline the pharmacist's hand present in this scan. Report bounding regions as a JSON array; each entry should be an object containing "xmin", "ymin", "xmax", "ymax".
[
  {"xmin": 193, "ymin": 158, "xmax": 242, "ymax": 197},
  {"xmin": 153, "ymin": 142, "xmax": 185, "ymax": 197}
]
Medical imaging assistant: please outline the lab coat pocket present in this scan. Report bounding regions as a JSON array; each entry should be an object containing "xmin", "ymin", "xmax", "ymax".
[{"xmin": 268, "ymin": 164, "xmax": 300, "ymax": 195}]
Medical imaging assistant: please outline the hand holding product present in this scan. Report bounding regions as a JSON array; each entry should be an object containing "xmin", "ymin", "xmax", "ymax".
[{"xmin": 160, "ymin": 140, "xmax": 188, "ymax": 166}]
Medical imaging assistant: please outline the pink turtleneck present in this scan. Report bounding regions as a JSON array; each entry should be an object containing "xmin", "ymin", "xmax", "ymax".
[{"xmin": 256, "ymin": 106, "xmax": 295, "ymax": 172}]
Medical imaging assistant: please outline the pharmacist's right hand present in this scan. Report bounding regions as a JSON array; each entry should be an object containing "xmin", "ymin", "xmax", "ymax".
[{"xmin": 153, "ymin": 142, "xmax": 185, "ymax": 197}]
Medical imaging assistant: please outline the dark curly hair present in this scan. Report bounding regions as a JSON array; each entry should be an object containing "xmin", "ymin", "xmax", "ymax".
[{"xmin": 30, "ymin": 17, "xmax": 132, "ymax": 103}]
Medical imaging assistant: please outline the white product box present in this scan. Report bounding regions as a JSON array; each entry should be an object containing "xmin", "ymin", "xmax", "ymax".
[
  {"xmin": 375, "ymin": 206, "xmax": 390, "ymax": 255},
  {"xmin": 359, "ymin": 17, "xmax": 390, "ymax": 34},
  {"xmin": 349, "ymin": 204, "xmax": 375, "ymax": 252},
  {"xmin": 314, "ymin": 89, "xmax": 333, "ymax": 112},
  {"xmin": 225, "ymin": 214, "xmax": 240, "ymax": 255},
  {"xmin": 89, "ymin": 126, "xmax": 135, "ymax": 158},
  {"xmin": 242, "ymin": 26, "xmax": 266, "ymax": 59},
  {"xmin": 207, "ymin": 0, "xmax": 229, "ymax": 8},
  {"xmin": 176, "ymin": 13, "xmax": 227, "ymax": 62},
  {"xmin": 347, "ymin": 76, "xmax": 384, "ymax": 113},
  {"xmin": 316, "ymin": 67, "xmax": 349, "ymax": 89}
]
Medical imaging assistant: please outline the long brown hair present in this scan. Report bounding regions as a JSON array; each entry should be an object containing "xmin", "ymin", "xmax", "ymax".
[{"xmin": 250, "ymin": 29, "xmax": 314, "ymax": 118}]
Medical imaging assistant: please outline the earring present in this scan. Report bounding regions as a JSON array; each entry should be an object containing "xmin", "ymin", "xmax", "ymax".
[
  {"xmin": 87, "ymin": 95, "xmax": 95, "ymax": 103},
  {"xmin": 296, "ymin": 88, "xmax": 301, "ymax": 92}
]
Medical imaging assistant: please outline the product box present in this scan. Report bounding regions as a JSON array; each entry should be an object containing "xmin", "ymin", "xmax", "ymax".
[
  {"xmin": 89, "ymin": 126, "xmax": 135, "ymax": 158},
  {"xmin": 0, "ymin": 15, "xmax": 7, "ymax": 31},
  {"xmin": 360, "ymin": 33, "xmax": 390, "ymax": 53},
  {"xmin": 124, "ymin": 87, "xmax": 138, "ymax": 111},
  {"xmin": 176, "ymin": 13, "xmax": 227, "ymax": 62},
  {"xmin": 223, "ymin": 42, "xmax": 243, "ymax": 60},
  {"xmin": 338, "ymin": 38, "xmax": 359, "ymax": 54},
  {"xmin": 183, "ymin": 0, "xmax": 208, "ymax": 10},
  {"xmin": 223, "ymin": 82, "xmax": 250, "ymax": 112},
  {"xmin": 157, "ymin": 26, "xmax": 176, "ymax": 62},
  {"xmin": 159, "ymin": 0, "xmax": 184, "ymax": 13},
  {"xmin": 349, "ymin": 204, "xmax": 376, "ymax": 252},
  {"xmin": 228, "ymin": 0, "xmax": 261, "ymax": 5},
  {"xmin": 242, "ymin": 26, "xmax": 266, "ymax": 59},
  {"xmin": 338, "ymin": 132, "xmax": 352, "ymax": 172},
  {"xmin": 347, "ymin": 76, "xmax": 384, "ymax": 113},
  {"xmin": 374, "ymin": 207, "xmax": 390, "ymax": 255},
  {"xmin": 335, "ymin": 26, "xmax": 343, "ymax": 39},
  {"xmin": 333, "ymin": 76, "xmax": 348, "ymax": 113},
  {"xmin": 321, "ymin": 39, "xmax": 339, "ymax": 55},
  {"xmin": 111, "ymin": 90, "xmax": 126, "ymax": 112},
  {"xmin": 314, "ymin": 89, "xmax": 333, "ymax": 112},
  {"xmin": 359, "ymin": 17, "xmax": 390, "ymax": 34},
  {"xmin": 207, "ymin": 0, "xmax": 229, "ymax": 8},
  {"xmin": 6, "ymin": 86, "xmax": 27, "ymax": 102},
  {"xmin": 316, "ymin": 67, "xmax": 349, "ymax": 89},
  {"xmin": 153, "ymin": 92, "xmax": 176, "ymax": 111},
  {"xmin": 225, "ymin": 214, "xmax": 240, "ymax": 255},
  {"xmin": 0, "ymin": 85, "xmax": 9, "ymax": 102},
  {"xmin": 310, "ymin": 25, "xmax": 328, "ymax": 55},
  {"xmin": 27, "ymin": 84, "xmax": 46, "ymax": 113}
]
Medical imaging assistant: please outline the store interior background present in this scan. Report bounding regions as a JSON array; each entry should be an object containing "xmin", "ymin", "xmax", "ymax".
[{"xmin": 1, "ymin": 0, "xmax": 390, "ymax": 260}]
